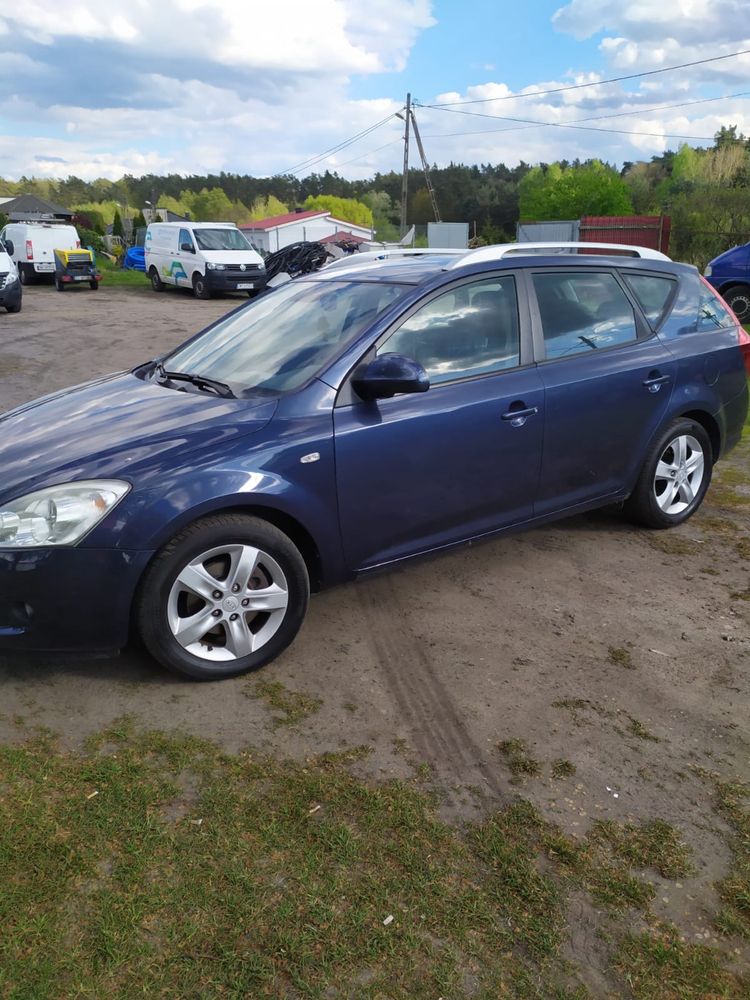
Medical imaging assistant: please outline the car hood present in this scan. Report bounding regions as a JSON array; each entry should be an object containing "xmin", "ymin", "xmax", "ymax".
[{"xmin": 0, "ymin": 370, "xmax": 278, "ymax": 503}]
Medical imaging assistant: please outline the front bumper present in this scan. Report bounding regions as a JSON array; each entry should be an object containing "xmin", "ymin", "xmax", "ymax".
[
  {"xmin": 0, "ymin": 278, "xmax": 21, "ymax": 308},
  {"xmin": 0, "ymin": 547, "xmax": 153, "ymax": 652},
  {"xmin": 205, "ymin": 269, "xmax": 267, "ymax": 293}
]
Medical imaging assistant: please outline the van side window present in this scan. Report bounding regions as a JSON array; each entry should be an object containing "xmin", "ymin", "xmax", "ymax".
[
  {"xmin": 179, "ymin": 229, "xmax": 194, "ymax": 251},
  {"xmin": 622, "ymin": 273, "xmax": 676, "ymax": 327}
]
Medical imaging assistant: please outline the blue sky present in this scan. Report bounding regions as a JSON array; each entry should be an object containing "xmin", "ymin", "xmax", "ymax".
[{"xmin": 0, "ymin": 1, "xmax": 749, "ymax": 181}]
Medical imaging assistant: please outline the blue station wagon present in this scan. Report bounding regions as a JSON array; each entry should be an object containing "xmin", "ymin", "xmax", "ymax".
[{"xmin": 0, "ymin": 243, "xmax": 748, "ymax": 678}]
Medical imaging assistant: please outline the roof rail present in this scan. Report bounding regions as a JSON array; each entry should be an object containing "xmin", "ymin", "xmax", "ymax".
[
  {"xmin": 446, "ymin": 241, "xmax": 670, "ymax": 268},
  {"xmin": 323, "ymin": 247, "xmax": 466, "ymax": 271}
]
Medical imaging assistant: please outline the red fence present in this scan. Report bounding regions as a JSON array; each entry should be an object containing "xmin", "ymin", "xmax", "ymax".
[{"xmin": 579, "ymin": 215, "xmax": 671, "ymax": 254}]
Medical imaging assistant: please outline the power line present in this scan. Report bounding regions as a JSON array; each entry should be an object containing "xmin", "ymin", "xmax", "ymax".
[
  {"xmin": 418, "ymin": 89, "xmax": 750, "ymax": 142},
  {"xmin": 421, "ymin": 102, "xmax": 733, "ymax": 141},
  {"xmin": 427, "ymin": 47, "xmax": 750, "ymax": 108},
  {"xmin": 277, "ymin": 112, "xmax": 401, "ymax": 175}
]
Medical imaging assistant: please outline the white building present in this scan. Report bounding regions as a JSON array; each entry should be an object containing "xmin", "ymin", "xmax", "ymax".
[{"xmin": 240, "ymin": 209, "xmax": 372, "ymax": 253}]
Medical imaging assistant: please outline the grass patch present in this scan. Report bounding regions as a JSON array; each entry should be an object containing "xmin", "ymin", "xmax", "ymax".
[
  {"xmin": 617, "ymin": 924, "xmax": 743, "ymax": 1000},
  {"xmin": 713, "ymin": 779, "xmax": 750, "ymax": 941},
  {"xmin": 497, "ymin": 739, "xmax": 542, "ymax": 782},
  {"xmin": 627, "ymin": 717, "xmax": 660, "ymax": 742},
  {"xmin": 0, "ymin": 724, "xmax": 747, "ymax": 999},
  {"xmin": 645, "ymin": 533, "xmax": 696, "ymax": 556},
  {"xmin": 609, "ymin": 646, "xmax": 634, "ymax": 669},
  {"xmin": 96, "ymin": 256, "xmax": 150, "ymax": 287},
  {"xmin": 245, "ymin": 679, "xmax": 322, "ymax": 728},
  {"xmin": 551, "ymin": 759, "xmax": 577, "ymax": 779},
  {"xmin": 591, "ymin": 820, "xmax": 693, "ymax": 879}
]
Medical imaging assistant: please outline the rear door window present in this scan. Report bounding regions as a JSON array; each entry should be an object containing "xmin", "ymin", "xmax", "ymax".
[
  {"xmin": 622, "ymin": 273, "xmax": 677, "ymax": 327},
  {"xmin": 532, "ymin": 271, "xmax": 638, "ymax": 359}
]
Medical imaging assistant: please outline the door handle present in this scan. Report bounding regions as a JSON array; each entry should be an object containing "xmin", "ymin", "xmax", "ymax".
[
  {"xmin": 642, "ymin": 373, "xmax": 671, "ymax": 393},
  {"xmin": 501, "ymin": 405, "xmax": 539, "ymax": 427}
]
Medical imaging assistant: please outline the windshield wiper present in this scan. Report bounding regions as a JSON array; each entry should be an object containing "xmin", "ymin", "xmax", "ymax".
[{"xmin": 154, "ymin": 362, "xmax": 234, "ymax": 398}]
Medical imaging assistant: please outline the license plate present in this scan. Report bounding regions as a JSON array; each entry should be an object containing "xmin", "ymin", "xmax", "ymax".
[
  {"xmin": 35, "ymin": 263, "xmax": 54, "ymax": 271},
  {"xmin": 236, "ymin": 282, "xmax": 255, "ymax": 289},
  {"xmin": 74, "ymin": 275, "xmax": 89, "ymax": 281}
]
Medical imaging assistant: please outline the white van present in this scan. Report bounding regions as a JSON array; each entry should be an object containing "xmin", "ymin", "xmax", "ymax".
[
  {"xmin": 0, "ymin": 234, "xmax": 22, "ymax": 312},
  {"xmin": 0, "ymin": 221, "xmax": 80, "ymax": 284},
  {"xmin": 145, "ymin": 221, "xmax": 267, "ymax": 299}
]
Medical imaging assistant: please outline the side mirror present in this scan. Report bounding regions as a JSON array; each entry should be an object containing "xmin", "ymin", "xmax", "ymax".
[
  {"xmin": 4, "ymin": 239, "xmax": 14, "ymax": 256},
  {"xmin": 352, "ymin": 353, "xmax": 430, "ymax": 401},
  {"xmin": 180, "ymin": 242, "xmax": 195, "ymax": 253}
]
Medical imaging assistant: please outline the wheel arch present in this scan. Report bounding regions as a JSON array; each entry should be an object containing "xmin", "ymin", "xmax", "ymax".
[
  {"xmin": 140, "ymin": 501, "xmax": 325, "ymax": 592},
  {"xmin": 674, "ymin": 408, "xmax": 721, "ymax": 463}
]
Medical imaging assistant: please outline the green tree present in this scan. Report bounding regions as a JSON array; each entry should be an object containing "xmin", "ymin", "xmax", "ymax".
[
  {"xmin": 519, "ymin": 160, "xmax": 633, "ymax": 220},
  {"xmin": 187, "ymin": 187, "xmax": 236, "ymax": 222},
  {"xmin": 112, "ymin": 208, "xmax": 124, "ymax": 238},
  {"xmin": 248, "ymin": 194, "xmax": 289, "ymax": 221},
  {"xmin": 303, "ymin": 194, "xmax": 372, "ymax": 228}
]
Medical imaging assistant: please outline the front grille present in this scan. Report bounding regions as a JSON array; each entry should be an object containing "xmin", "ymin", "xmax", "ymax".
[
  {"xmin": 0, "ymin": 271, "xmax": 7, "ymax": 290},
  {"xmin": 222, "ymin": 263, "xmax": 263, "ymax": 274}
]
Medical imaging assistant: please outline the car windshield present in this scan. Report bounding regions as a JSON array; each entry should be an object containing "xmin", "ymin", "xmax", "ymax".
[
  {"xmin": 194, "ymin": 228, "xmax": 254, "ymax": 251},
  {"xmin": 163, "ymin": 279, "xmax": 409, "ymax": 395}
]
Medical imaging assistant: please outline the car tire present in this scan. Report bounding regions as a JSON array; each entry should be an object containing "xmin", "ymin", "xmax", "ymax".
[
  {"xmin": 135, "ymin": 514, "xmax": 310, "ymax": 680},
  {"xmin": 56, "ymin": 279, "xmax": 65, "ymax": 292},
  {"xmin": 6, "ymin": 299, "xmax": 21, "ymax": 313},
  {"xmin": 90, "ymin": 280, "xmax": 99, "ymax": 290},
  {"xmin": 149, "ymin": 267, "xmax": 164, "ymax": 292},
  {"xmin": 722, "ymin": 285, "xmax": 750, "ymax": 323},
  {"xmin": 193, "ymin": 273, "xmax": 211, "ymax": 299},
  {"xmin": 625, "ymin": 418, "xmax": 713, "ymax": 529},
  {"xmin": 19, "ymin": 264, "xmax": 33, "ymax": 286}
]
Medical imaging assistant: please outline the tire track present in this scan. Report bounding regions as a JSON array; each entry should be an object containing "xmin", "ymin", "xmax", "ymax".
[{"xmin": 357, "ymin": 575, "xmax": 507, "ymax": 811}]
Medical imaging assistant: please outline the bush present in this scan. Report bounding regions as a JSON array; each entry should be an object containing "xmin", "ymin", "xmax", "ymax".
[{"xmin": 77, "ymin": 228, "xmax": 105, "ymax": 254}]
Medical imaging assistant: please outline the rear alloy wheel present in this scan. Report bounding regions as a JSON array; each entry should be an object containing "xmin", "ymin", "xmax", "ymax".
[
  {"xmin": 193, "ymin": 273, "xmax": 211, "ymax": 299},
  {"xmin": 136, "ymin": 514, "xmax": 309, "ymax": 679},
  {"xmin": 723, "ymin": 285, "xmax": 750, "ymax": 322},
  {"xmin": 626, "ymin": 419, "xmax": 712, "ymax": 528},
  {"xmin": 149, "ymin": 267, "xmax": 164, "ymax": 292}
]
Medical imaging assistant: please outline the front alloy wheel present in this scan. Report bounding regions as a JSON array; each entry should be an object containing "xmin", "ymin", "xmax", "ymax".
[{"xmin": 137, "ymin": 514, "xmax": 309, "ymax": 679}]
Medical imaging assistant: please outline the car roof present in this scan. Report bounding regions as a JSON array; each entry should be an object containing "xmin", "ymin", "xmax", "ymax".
[{"xmin": 309, "ymin": 250, "xmax": 694, "ymax": 286}]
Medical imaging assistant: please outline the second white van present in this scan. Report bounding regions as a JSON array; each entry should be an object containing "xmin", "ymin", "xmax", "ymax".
[
  {"xmin": 145, "ymin": 222, "xmax": 267, "ymax": 299},
  {"xmin": 0, "ymin": 221, "xmax": 80, "ymax": 284}
]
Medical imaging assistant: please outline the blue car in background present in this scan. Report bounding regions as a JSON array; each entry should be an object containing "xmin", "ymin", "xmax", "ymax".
[
  {"xmin": 0, "ymin": 243, "xmax": 748, "ymax": 679},
  {"xmin": 705, "ymin": 242, "xmax": 750, "ymax": 323}
]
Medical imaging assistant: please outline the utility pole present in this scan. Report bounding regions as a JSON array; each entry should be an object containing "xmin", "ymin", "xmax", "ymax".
[
  {"xmin": 399, "ymin": 92, "xmax": 411, "ymax": 237},
  {"xmin": 409, "ymin": 107, "xmax": 441, "ymax": 222}
]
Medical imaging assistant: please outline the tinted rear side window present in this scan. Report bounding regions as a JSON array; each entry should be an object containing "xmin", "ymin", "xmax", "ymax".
[
  {"xmin": 622, "ymin": 273, "xmax": 676, "ymax": 327},
  {"xmin": 697, "ymin": 282, "xmax": 736, "ymax": 331}
]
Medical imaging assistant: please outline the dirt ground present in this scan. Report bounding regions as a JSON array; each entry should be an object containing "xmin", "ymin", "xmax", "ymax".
[{"xmin": 1, "ymin": 283, "xmax": 749, "ymax": 987}]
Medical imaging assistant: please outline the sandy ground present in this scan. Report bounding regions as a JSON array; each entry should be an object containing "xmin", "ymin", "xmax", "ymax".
[{"xmin": 1, "ymin": 284, "xmax": 749, "ymax": 983}]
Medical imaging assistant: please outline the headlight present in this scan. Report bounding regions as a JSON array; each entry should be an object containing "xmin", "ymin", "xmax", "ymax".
[
  {"xmin": 206, "ymin": 263, "xmax": 226, "ymax": 271},
  {"xmin": 704, "ymin": 264, "xmax": 712, "ymax": 276},
  {"xmin": 0, "ymin": 480, "xmax": 129, "ymax": 548}
]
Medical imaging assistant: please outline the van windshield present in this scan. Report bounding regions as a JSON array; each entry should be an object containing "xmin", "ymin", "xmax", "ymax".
[
  {"xmin": 194, "ymin": 228, "xmax": 254, "ymax": 252},
  {"xmin": 162, "ymin": 279, "xmax": 408, "ymax": 395}
]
